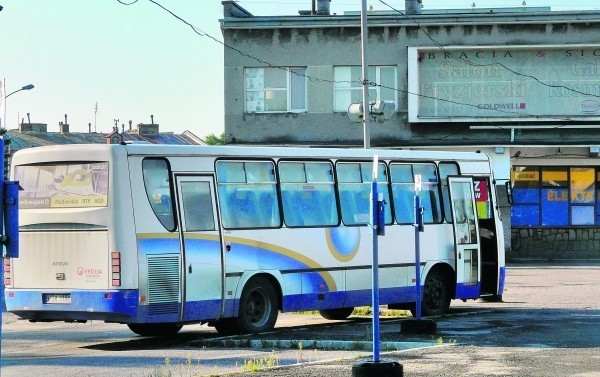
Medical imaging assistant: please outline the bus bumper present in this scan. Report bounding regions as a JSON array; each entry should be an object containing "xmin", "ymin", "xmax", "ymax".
[{"xmin": 4, "ymin": 289, "xmax": 139, "ymax": 323}]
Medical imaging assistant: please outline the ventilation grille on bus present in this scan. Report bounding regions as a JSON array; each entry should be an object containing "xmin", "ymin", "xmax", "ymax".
[{"xmin": 147, "ymin": 254, "xmax": 180, "ymax": 316}]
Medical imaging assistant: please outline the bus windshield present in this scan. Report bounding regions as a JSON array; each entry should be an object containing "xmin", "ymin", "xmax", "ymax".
[{"xmin": 15, "ymin": 162, "xmax": 109, "ymax": 209}]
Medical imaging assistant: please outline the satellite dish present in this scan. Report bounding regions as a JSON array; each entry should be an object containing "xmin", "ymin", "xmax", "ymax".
[
  {"xmin": 347, "ymin": 103, "xmax": 364, "ymax": 123},
  {"xmin": 370, "ymin": 101, "xmax": 396, "ymax": 120}
]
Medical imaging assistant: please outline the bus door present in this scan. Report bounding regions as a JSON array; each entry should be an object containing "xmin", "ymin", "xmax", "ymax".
[
  {"xmin": 448, "ymin": 176, "xmax": 481, "ymax": 299},
  {"xmin": 473, "ymin": 177, "xmax": 500, "ymax": 296},
  {"xmin": 175, "ymin": 175, "xmax": 224, "ymax": 322}
]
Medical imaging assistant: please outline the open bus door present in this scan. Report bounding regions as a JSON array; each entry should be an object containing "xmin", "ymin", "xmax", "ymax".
[
  {"xmin": 175, "ymin": 175, "xmax": 224, "ymax": 322},
  {"xmin": 448, "ymin": 176, "xmax": 481, "ymax": 300}
]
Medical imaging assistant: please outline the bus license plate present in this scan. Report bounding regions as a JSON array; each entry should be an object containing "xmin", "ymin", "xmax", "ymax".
[{"xmin": 43, "ymin": 294, "xmax": 71, "ymax": 305}]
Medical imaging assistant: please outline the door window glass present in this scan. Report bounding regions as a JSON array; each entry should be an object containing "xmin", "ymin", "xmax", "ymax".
[{"xmin": 181, "ymin": 181, "xmax": 215, "ymax": 231}]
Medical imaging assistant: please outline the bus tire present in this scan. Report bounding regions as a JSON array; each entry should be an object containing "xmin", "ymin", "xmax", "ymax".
[
  {"xmin": 236, "ymin": 276, "xmax": 278, "ymax": 334},
  {"xmin": 421, "ymin": 269, "xmax": 451, "ymax": 316},
  {"xmin": 127, "ymin": 323, "xmax": 183, "ymax": 337},
  {"xmin": 319, "ymin": 307, "xmax": 354, "ymax": 320}
]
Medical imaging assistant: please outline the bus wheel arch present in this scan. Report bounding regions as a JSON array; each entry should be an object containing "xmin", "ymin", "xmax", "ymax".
[{"xmin": 419, "ymin": 263, "xmax": 454, "ymax": 317}]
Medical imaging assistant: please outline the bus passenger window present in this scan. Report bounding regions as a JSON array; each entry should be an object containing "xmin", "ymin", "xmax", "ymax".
[
  {"xmin": 391, "ymin": 163, "xmax": 442, "ymax": 224},
  {"xmin": 142, "ymin": 158, "xmax": 175, "ymax": 231},
  {"xmin": 216, "ymin": 160, "xmax": 280, "ymax": 229},
  {"xmin": 337, "ymin": 162, "xmax": 391, "ymax": 226},
  {"xmin": 280, "ymin": 161, "xmax": 338, "ymax": 227},
  {"xmin": 439, "ymin": 162, "xmax": 459, "ymax": 222}
]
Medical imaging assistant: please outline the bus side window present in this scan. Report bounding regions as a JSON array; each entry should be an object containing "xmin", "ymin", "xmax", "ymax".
[
  {"xmin": 390, "ymin": 162, "xmax": 442, "ymax": 224},
  {"xmin": 439, "ymin": 162, "xmax": 460, "ymax": 222},
  {"xmin": 216, "ymin": 160, "xmax": 280, "ymax": 229},
  {"xmin": 414, "ymin": 163, "xmax": 442, "ymax": 223},
  {"xmin": 142, "ymin": 158, "xmax": 176, "ymax": 231},
  {"xmin": 279, "ymin": 160, "xmax": 338, "ymax": 227},
  {"xmin": 337, "ymin": 161, "xmax": 390, "ymax": 226},
  {"xmin": 390, "ymin": 163, "xmax": 414, "ymax": 224}
]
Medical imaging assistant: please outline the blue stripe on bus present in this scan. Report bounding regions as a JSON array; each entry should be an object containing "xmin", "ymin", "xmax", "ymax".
[
  {"xmin": 455, "ymin": 283, "xmax": 481, "ymax": 299},
  {"xmin": 5, "ymin": 289, "xmax": 138, "ymax": 321}
]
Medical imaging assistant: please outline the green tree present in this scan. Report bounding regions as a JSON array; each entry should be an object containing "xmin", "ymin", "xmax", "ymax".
[{"xmin": 204, "ymin": 132, "xmax": 225, "ymax": 145}]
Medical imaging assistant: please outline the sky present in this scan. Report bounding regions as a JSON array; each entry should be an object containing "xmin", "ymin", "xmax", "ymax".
[{"xmin": 1, "ymin": 0, "xmax": 599, "ymax": 139}]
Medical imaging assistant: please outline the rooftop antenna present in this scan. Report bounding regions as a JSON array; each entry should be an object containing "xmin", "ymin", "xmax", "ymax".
[{"xmin": 94, "ymin": 102, "xmax": 98, "ymax": 132}]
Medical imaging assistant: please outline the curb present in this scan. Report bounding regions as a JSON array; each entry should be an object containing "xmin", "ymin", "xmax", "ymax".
[{"xmin": 193, "ymin": 338, "xmax": 438, "ymax": 351}]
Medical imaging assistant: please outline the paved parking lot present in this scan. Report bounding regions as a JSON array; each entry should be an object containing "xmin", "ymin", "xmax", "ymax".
[{"xmin": 224, "ymin": 263, "xmax": 600, "ymax": 376}]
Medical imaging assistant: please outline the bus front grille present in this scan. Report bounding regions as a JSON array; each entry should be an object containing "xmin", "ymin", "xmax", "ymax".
[{"xmin": 147, "ymin": 254, "xmax": 180, "ymax": 315}]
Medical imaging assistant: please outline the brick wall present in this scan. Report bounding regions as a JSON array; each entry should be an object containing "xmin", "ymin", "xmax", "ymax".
[{"xmin": 511, "ymin": 228, "xmax": 600, "ymax": 260}]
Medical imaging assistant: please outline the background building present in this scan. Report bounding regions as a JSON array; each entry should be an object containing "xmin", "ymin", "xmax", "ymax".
[{"xmin": 221, "ymin": 0, "xmax": 600, "ymax": 260}]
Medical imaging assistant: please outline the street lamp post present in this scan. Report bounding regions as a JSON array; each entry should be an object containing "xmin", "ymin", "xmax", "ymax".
[
  {"xmin": 2, "ymin": 81, "xmax": 35, "ymax": 129},
  {"xmin": 6, "ymin": 84, "xmax": 35, "ymax": 99}
]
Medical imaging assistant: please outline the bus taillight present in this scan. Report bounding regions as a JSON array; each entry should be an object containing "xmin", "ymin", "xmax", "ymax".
[
  {"xmin": 111, "ymin": 252, "xmax": 121, "ymax": 287},
  {"xmin": 3, "ymin": 257, "xmax": 11, "ymax": 286}
]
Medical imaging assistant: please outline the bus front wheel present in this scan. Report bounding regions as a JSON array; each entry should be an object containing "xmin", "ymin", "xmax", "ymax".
[
  {"xmin": 237, "ymin": 276, "xmax": 279, "ymax": 334},
  {"xmin": 127, "ymin": 323, "xmax": 183, "ymax": 337},
  {"xmin": 319, "ymin": 307, "xmax": 354, "ymax": 320},
  {"xmin": 420, "ymin": 270, "xmax": 451, "ymax": 317}
]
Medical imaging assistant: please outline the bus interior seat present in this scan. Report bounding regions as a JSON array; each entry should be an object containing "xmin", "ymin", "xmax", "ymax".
[
  {"xmin": 339, "ymin": 190, "xmax": 357, "ymax": 224},
  {"xmin": 230, "ymin": 189, "xmax": 259, "ymax": 228},
  {"xmin": 282, "ymin": 190, "xmax": 303, "ymax": 226},
  {"xmin": 258, "ymin": 190, "xmax": 279, "ymax": 227},
  {"xmin": 297, "ymin": 190, "xmax": 324, "ymax": 226}
]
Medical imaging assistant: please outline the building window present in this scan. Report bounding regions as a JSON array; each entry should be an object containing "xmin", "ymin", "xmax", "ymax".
[
  {"xmin": 571, "ymin": 167, "xmax": 595, "ymax": 225},
  {"xmin": 333, "ymin": 66, "xmax": 397, "ymax": 112},
  {"xmin": 244, "ymin": 67, "xmax": 306, "ymax": 112},
  {"xmin": 511, "ymin": 166, "xmax": 600, "ymax": 227}
]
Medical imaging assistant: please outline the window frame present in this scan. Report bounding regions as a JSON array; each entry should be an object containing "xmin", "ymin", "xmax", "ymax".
[{"xmin": 244, "ymin": 67, "xmax": 307, "ymax": 113}]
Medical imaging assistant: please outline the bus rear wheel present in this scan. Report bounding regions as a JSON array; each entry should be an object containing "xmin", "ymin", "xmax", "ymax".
[
  {"xmin": 319, "ymin": 307, "xmax": 354, "ymax": 320},
  {"xmin": 412, "ymin": 270, "xmax": 450, "ymax": 317},
  {"xmin": 237, "ymin": 276, "xmax": 278, "ymax": 334},
  {"xmin": 127, "ymin": 323, "xmax": 183, "ymax": 337}
]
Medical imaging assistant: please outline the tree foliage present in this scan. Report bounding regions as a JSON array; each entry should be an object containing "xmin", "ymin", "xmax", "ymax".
[{"xmin": 204, "ymin": 132, "xmax": 225, "ymax": 145}]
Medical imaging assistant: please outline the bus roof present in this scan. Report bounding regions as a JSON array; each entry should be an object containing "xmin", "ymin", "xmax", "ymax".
[{"xmin": 13, "ymin": 143, "xmax": 491, "ymax": 163}]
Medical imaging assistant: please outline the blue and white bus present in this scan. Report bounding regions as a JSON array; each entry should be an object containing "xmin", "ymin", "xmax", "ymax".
[{"xmin": 4, "ymin": 144, "xmax": 505, "ymax": 336}]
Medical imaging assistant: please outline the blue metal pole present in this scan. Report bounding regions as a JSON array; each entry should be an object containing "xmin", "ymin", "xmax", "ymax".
[
  {"xmin": 414, "ymin": 195, "xmax": 422, "ymax": 320},
  {"xmin": 371, "ymin": 180, "xmax": 380, "ymax": 362},
  {"xmin": 1, "ymin": 137, "xmax": 5, "ymax": 367}
]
